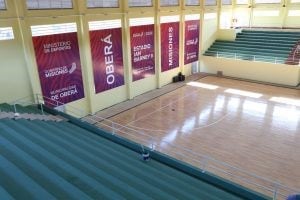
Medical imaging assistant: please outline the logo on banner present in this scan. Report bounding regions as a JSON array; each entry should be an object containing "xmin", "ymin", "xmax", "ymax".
[{"xmin": 44, "ymin": 62, "xmax": 76, "ymax": 78}]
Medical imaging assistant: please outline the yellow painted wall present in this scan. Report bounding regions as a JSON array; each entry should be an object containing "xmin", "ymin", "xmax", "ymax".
[
  {"xmin": 217, "ymin": 29, "xmax": 237, "ymax": 41},
  {"xmin": 0, "ymin": 19, "xmax": 33, "ymax": 103},
  {"xmin": 252, "ymin": 7, "xmax": 285, "ymax": 27},
  {"xmin": 201, "ymin": 56, "xmax": 300, "ymax": 86},
  {"xmin": 202, "ymin": 12, "xmax": 218, "ymax": 53}
]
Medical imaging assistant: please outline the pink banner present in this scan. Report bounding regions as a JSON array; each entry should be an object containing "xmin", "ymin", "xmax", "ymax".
[
  {"xmin": 184, "ymin": 20, "xmax": 200, "ymax": 65},
  {"xmin": 32, "ymin": 32, "xmax": 85, "ymax": 107},
  {"xmin": 90, "ymin": 28, "xmax": 124, "ymax": 93},
  {"xmin": 130, "ymin": 24, "xmax": 155, "ymax": 81},
  {"xmin": 161, "ymin": 22, "xmax": 180, "ymax": 72}
]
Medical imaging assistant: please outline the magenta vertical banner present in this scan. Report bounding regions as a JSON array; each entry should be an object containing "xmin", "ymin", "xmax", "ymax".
[
  {"xmin": 161, "ymin": 22, "xmax": 180, "ymax": 72},
  {"xmin": 90, "ymin": 28, "xmax": 124, "ymax": 93},
  {"xmin": 32, "ymin": 32, "xmax": 85, "ymax": 107},
  {"xmin": 130, "ymin": 24, "xmax": 155, "ymax": 81},
  {"xmin": 184, "ymin": 20, "xmax": 200, "ymax": 65}
]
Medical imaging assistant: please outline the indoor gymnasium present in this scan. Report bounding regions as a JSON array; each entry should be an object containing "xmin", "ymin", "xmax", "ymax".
[{"xmin": 0, "ymin": 0, "xmax": 300, "ymax": 199}]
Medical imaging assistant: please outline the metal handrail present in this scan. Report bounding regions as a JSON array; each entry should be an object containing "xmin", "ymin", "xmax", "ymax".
[
  {"xmin": 35, "ymin": 94, "xmax": 86, "ymax": 117},
  {"xmin": 204, "ymin": 51, "xmax": 291, "ymax": 64}
]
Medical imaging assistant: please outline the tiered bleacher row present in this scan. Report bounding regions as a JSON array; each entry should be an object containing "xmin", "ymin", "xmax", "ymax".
[
  {"xmin": 0, "ymin": 104, "xmax": 270, "ymax": 200},
  {"xmin": 204, "ymin": 29, "xmax": 300, "ymax": 64}
]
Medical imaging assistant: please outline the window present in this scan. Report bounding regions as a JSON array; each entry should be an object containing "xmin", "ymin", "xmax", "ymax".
[
  {"xmin": 129, "ymin": 17, "xmax": 154, "ymax": 26},
  {"xmin": 89, "ymin": 19, "xmax": 121, "ymax": 30},
  {"xmin": 128, "ymin": 0, "xmax": 152, "ymax": 7},
  {"xmin": 253, "ymin": 10, "xmax": 280, "ymax": 16},
  {"xmin": 255, "ymin": 0, "xmax": 281, "ymax": 3},
  {"xmin": 31, "ymin": 23, "xmax": 77, "ymax": 36},
  {"xmin": 26, "ymin": 0, "xmax": 72, "ymax": 9},
  {"xmin": 288, "ymin": 10, "xmax": 300, "ymax": 16},
  {"xmin": 222, "ymin": 0, "xmax": 232, "ymax": 5},
  {"xmin": 0, "ymin": 27, "xmax": 14, "ymax": 41},
  {"xmin": 185, "ymin": 0, "xmax": 200, "ymax": 6},
  {"xmin": 205, "ymin": 0, "xmax": 217, "ymax": 5},
  {"xmin": 0, "ymin": 0, "xmax": 6, "ymax": 10},
  {"xmin": 86, "ymin": 0, "xmax": 119, "ymax": 8},
  {"xmin": 236, "ymin": 0, "xmax": 248, "ymax": 4},
  {"xmin": 160, "ymin": 15, "xmax": 180, "ymax": 23},
  {"xmin": 185, "ymin": 14, "xmax": 200, "ymax": 20},
  {"xmin": 160, "ymin": 0, "xmax": 179, "ymax": 6}
]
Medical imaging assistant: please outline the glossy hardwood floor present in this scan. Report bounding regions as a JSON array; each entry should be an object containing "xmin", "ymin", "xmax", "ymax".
[{"xmin": 100, "ymin": 76, "xmax": 300, "ymax": 197}]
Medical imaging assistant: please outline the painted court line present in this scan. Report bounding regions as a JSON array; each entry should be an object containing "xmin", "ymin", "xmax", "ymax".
[{"xmin": 122, "ymin": 89, "xmax": 200, "ymax": 127}]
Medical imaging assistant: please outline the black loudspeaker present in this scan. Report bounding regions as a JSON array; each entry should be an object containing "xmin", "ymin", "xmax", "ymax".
[
  {"xmin": 173, "ymin": 76, "xmax": 179, "ymax": 83},
  {"xmin": 173, "ymin": 72, "xmax": 185, "ymax": 83},
  {"xmin": 178, "ymin": 75, "xmax": 185, "ymax": 81}
]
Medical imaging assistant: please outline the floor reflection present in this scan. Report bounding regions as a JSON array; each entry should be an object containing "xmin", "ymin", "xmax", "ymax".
[{"xmin": 109, "ymin": 76, "xmax": 300, "ymax": 191}]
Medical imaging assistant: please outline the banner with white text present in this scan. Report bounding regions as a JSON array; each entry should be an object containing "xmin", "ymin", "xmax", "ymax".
[
  {"xmin": 32, "ymin": 32, "xmax": 85, "ymax": 107},
  {"xmin": 184, "ymin": 20, "xmax": 200, "ymax": 65},
  {"xmin": 90, "ymin": 28, "xmax": 124, "ymax": 93},
  {"xmin": 130, "ymin": 24, "xmax": 155, "ymax": 81},
  {"xmin": 161, "ymin": 22, "xmax": 180, "ymax": 72}
]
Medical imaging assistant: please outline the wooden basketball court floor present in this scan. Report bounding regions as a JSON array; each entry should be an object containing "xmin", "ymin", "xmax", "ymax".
[{"xmin": 94, "ymin": 76, "xmax": 300, "ymax": 196}]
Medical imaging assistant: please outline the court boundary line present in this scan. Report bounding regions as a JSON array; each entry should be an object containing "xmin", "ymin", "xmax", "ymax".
[
  {"xmin": 122, "ymin": 89, "xmax": 200, "ymax": 127},
  {"xmin": 94, "ymin": 74, "xmax": 210, "ymax": 120}
]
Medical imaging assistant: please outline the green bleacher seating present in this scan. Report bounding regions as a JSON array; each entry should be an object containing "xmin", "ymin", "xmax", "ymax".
[
  {"xmin": 204, "ymin": 29, "xmax": 300, "ymax": 64},
  {"xmin": 0, "ymin": 115, "xmax": 271, "ymax": 200}
]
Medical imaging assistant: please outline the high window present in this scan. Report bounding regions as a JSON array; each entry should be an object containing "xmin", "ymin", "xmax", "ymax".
[
  {"xmin": 288, "ymin": 10, "xmax": 300, "ymax": 16},
  {"xmin": 160, "ymin": 0, "xmax": 179, "ymax": 6},
  {"xmin": 88, "ymin": 19, "xmax": 121, "ymax": 30},
  {"xmin": 205, "ymin": 0, "xmax": 217, "ymax": 5},
  {"xmin": 236, "ymin": 0, "xmax": 248, "ymax": 4},
  {"xmin": 255, "ymin": 0, "xmax": 281, "ymax": 3},
  {"xmin": 0, "ymin": 27, "xmax": 14, "ymax": 41},
  {"xmin": 253, "ymin": 10, "xmax": 280, "ymax": 16},
  {"xmin": 0, "ymin": 0, "xmax": 6, "ymax": 10},
  {"xmin": 86, "ymin": 0, "xmax": 119, "ymax": 8},
  {"xmin": 31, "ymin": 23, "xmax": 77, "ymax": 36},
  {"xmin": 185, "ymin": 0, "xmax": 200, "ymax": 6},
  {"xmin": 222, "ymin": 0, "xmax": 232, "ymax": 5},
  {"xmin": 128, "ymin": 0, "xmax": 152, "ymax": 7},
  {"xmin": 26, "ymin": 0, "xmax": 72, "ymax": 9}
]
